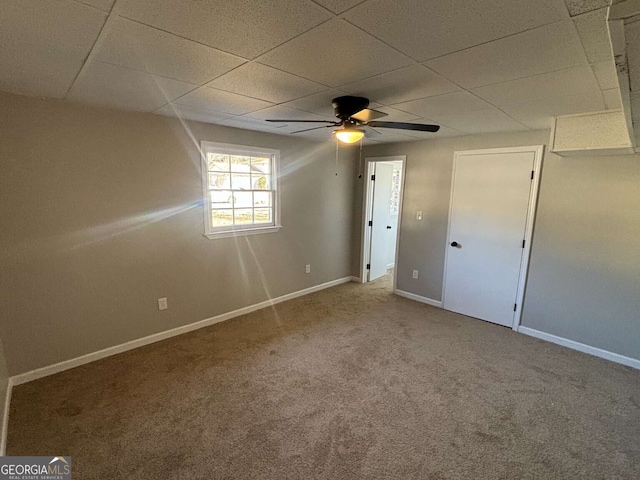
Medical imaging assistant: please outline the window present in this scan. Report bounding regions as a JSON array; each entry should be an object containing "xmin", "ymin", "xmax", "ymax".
[{"xmin": 201, "ymin": 141, "xmax": 280, "ymax": 239}]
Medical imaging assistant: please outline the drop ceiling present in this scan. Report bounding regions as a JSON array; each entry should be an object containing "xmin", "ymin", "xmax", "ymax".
[{"xmin": 0, "ymin": 0, "xmax": 626, "ymax": 143}]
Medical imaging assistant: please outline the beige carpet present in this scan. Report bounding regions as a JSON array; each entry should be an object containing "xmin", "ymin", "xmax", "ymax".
[{"xmin": 8, "ymin": 274, "xmax": 640, "ymax": 479}]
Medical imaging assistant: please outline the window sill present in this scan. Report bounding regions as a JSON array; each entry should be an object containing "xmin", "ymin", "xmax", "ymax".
[{"xmin": 204, "ymin": 225, "xmax": 282, "ymax": 240}]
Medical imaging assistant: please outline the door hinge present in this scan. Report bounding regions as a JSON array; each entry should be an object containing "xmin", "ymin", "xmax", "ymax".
[
  {"xmin": 514, "ymin": 303, "xmax": 517, "ymax": 312},
  {"xmin": 371, "ymin": 174, "xmax": 376, "ymax": 181},
  {"xmin": 368, "ymin": 220, "xmax": 373, "ymax": 227},
  {"xmin": 366, "ymin": 263, "xmax": 371, "ymax": 270},
  {"xmin": 522, "ymin": 239, "xmax": 526, "ymax": 248},
  {"xmin": 531, "ymin": 170, "xmax": 534, "ymax": 180}
]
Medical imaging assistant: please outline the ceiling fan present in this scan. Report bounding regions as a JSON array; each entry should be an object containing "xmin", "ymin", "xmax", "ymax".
[{"xmin": 266, "ymin": 96, "xmax": 440, "ymax": 143}]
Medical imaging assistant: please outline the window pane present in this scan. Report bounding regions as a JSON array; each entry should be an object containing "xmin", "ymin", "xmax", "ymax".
[
  {"xmin": 234, "ymin": 209, "xmax": 253, "ymax": 225},
  {"xmin": 230, "ymin": 155, "xmax": 251, "ymax": 173},
  {"xmin": 210, "ymin": 190, "xmax": 234, "ymax": 207},
  {"xmin": 254, "ymin": 208, "xmax": 272, "ymax": 224},
  {"xmin": 251, "ymin": 156, "xmax": 271, "ymax": 174},
  {"xmin": 231, "ymin": 173, "xmax": 251, "ymax": 190},
  {"xmin": 252, "ymin": 174, "xmax": 270, "ymax": 190},
  {"xmin": 253, "ymin": 191, "xmax": 271, "ymax": 207},
  {"xmin": 234, "ymin": 191, "xmax": 253, "ymax": 208},
  {"xmin": 211, "ymin": 209, "xmax": 233, "ymax": 227},
  {"xmin": 209, "ymin": 172, "xmax": 230, "ymax": 190},
  {"xmin": 208, "ymin": 153, "xmax": 229, "ymax": 172}
]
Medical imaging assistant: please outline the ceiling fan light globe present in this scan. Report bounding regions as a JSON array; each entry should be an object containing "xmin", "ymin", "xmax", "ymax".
[{"xmin": 334, "ymin": 128, "xmax": 365, "ymax": 144}]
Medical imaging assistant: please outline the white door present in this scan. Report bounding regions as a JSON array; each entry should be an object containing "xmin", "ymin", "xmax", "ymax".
[
  {"xmin": 444, "ymin": 150, "xmax": 535, "ymax": 327},
  {"xmin": 369, "ymin": 163, "xmax": 394, "ymax": 281}
]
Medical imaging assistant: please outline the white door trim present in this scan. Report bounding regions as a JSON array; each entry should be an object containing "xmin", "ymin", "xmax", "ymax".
[
  {"xmin": 441, "ymin": 145, "xmax": 544, "ymax": 331},
  {"xmin": 360, "ymin": 155, "xmax": 407, "ymax": 292}
]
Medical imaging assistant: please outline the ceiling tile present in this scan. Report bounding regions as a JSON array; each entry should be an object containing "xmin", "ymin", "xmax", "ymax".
[
  {"xmin": 425, "ymin": 21, "xmax": 588, "ymax": 88},
  {"xmin": 76, "ymin": 0, "xmax": 115, "ymax": 11},
  {"xmin": 428, "ymin": 108, "xmax": 529, "ymax": 134},
  {"xmin": 339, "ymin": 65, "xmax": 459, "ymax": 105},
  {"xmin": 94, "ymin": 17, "xmax": 246, "ymax": 84},
  {"xmin": 344, "ymin": 0, "xmax": 568, "ymax": 62},
  {"xmin": 216, "ymin": 116, "xmax": 289, "ymax": 134},
  {"xmin": 500, "ymin": 91, "xmax": 605, "ymax": 129},
  {"xmin": 242, "ymin": 106, "xmax": 334, "ymax": 133},
  {"xmin": 625, "ymin": 20, "xmax": 640, "ymax": 92},
  {"xmin": 573, "ymin": 8, "xmax": 612, "ymax": 63},
  {"xmin": 591, "ymin": 60, "xmax": 620, "ymax": 90},
  {"xmin": 471, "ymin": 66, "xmax": 599, "ymax": 106},
  {"xmin": 153, "ymin": 104, "xmax": 234, "ymax": 124},
  {"xmin": 257, "ymin": 19, "xmax": 413, "ymax": 87},
  {"xmin": 373, "ymin": 107, "xmax": 421, "ymax": 122},
  {"xmin": 118, "ymin": 0, "xmax": 332, "ymax": 59},
  {"xmin": 209, "ymin": 63, "xmax": 326, "ymax": 103},
  {"xmin": 175, "ymin": 87, "xmax": 273, "ymax": 115},
  {"xmin": 0, "ymin": 43, "xmax": 84, "ymax": 99},
  {"xmin": 0, "ymin": 0, "xmax": 106, "ymax": 97},
  {"xmin": 68, "ymin": 61, "xmax": 196, "ymax": 112},
  {"xmin": 281, "ymin": 90, "xmax": 346, "ymax": 117},
  {"xmin": 564, "ymin": 0, "xmax": 610, "ymax": 17},
  {"xmin": 311, "ymin": 0, "xmax": 366, "ymax": 14},
  {"xmin": 393, "ymin": 91, "xmax": 493, "ymax": 117},
  {"xmin": 602, "ymin": 89, "xmax": 622, "ymax": 109},
  {"xmin": 0, "ymin": 0, "xmax": 106, "ymax": 58}
]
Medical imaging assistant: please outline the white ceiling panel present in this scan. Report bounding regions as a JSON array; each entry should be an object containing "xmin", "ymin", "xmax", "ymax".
[
  {"xmin": 242, "ymin": 106, "xmax": 334, "ymax": 133},
  {"xmin": 118, "ymin": 0, "xmax": 332, "ymax": 59},
  {"xmin": 68, "ymin": 61, "xmax": 196, "ymax": 112},
  {"xmin": 602, "ymin": 89, "xmax": 623, "ymax": 110},
  {"xmin": 0, "ymin": 43, "xmax": 84, "ymax": 99},
  {"xmin": 281, "ymin": 90, "xmax": 347, "ymax": 117},
  {"xmin": 153, "ymin": 104, "xmax": 234, "ymax": 124},
  {"xmin": 591, "ymin": 60, "xmax": 620, "ymax": 90},
  {"xmin": 564, "ymin": 0, "xmax": 610, "ymax": 17},
  {"xmin": 76, "ymin": 0, "xmax": 115, "ymax": 12},
  {"xmin": 373, "ymin": 107, "xmax": 421, "ymax": 122},
  {"xmin": 426, "ymin": 21, "xmax": 588, "ymax": 88},
  {"xmin": 428, "ymin": 108, "xmax": 529, "ymax": 134},
  {"xmin": 311, "ymin": 0, "xmax": 366, "ymax": 14},
  {"xmin": 339, "ymin": 65, "xmax": 459, "ymax": 105},
  {"xmin": 573, "ymin": 8, "xmax": 613, "ymax": 64},
  {"xmin": 500, "ymin": 91, "xmax": 605, "ymax": 129},
  {"xmin": 209, "ymin": 63, "xmax": 326, "ymax": 103},
  {"xmin": 625, "ymin": 19, "xmax": 640, "ymax": 92},
  {"xmin": 344, "ymin": 0, "xmax": 568, "ymax": 62},
  {"xmin": 258, "ymin": 19, "xmax": 413, "ymax": 87},
  {"xmin": 175, "ymin": 87, "xmax": 273, "ymax": 115},
  {"xmin": 471, "ymin": 66, "xmax": 599, "ymax": 106},
  {"xmin": 392, "ymin": 91, "xmax": 493, "ymax": 117},
  {"xmin": 94, "ymin": 17, "xmax": 246, "ymax": 84}
]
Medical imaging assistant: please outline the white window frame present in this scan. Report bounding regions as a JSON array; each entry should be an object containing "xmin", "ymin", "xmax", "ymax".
[{"xmin": 201, "ymin": 141, "xmax": 281, "ymax": 239}]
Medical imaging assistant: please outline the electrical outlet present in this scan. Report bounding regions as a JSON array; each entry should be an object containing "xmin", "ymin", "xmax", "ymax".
[
  {"xmin": 305, "ymin": 264, "xmax": 311, "ymax": 274},
  {"xmin": 416, "ymin": 210, "xmax": 423, "ymax": 220},
  {"xmin": 158, "ymin": 297, "xmax": 168, "ymax": 310},
  {"xmin": 412, "ymin": 270, "xmax": 419, "ymax": 279}
]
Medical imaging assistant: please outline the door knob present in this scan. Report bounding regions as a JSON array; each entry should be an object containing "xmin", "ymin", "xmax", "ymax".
[
  {"xmin": 450, "ymin": 241, "xmax": 459, "ymax": 247},
  {"xmin": 386, "ymin": 225, "xmax": 392, "ymax": 229}
]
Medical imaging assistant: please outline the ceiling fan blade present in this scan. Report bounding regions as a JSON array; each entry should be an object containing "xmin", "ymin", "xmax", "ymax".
[
  {"xmin": 367, "ymin": 121, "xmax": 440, "ymax": 132},
  {"xmin": 350, "ymin": 108, "xmax": 388, "ymax": 122},
  {"xmin": 291, "ymin": 125, "xmax": 335, "ymax": 134},
  {"xmin": 266, "ymin": 119, "xmax": 338, "ymax": 124}
]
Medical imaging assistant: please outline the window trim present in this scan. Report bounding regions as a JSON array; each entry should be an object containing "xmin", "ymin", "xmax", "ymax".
[{"xmin": 200, "ymin": 141, "xmax": 281, "ymax": 239}]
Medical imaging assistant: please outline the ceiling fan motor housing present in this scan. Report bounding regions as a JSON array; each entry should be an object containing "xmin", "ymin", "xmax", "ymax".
[{"xmin": 332, "ymin": 96, "xmax": 369, "ymax": 120}]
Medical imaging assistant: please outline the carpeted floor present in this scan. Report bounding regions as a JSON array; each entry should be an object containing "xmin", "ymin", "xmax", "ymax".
[{"xmin": 8, "ymin": 274, "xmax": 640, "ymax": 479}]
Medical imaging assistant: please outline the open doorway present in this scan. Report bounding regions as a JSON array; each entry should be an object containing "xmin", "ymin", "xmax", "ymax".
[{"xmin": 360, "ymin": 155, "xmax": 406, "ymax": 291}]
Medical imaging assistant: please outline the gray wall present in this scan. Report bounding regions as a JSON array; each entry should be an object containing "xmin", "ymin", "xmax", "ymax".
[
  {"xmin": 0, "ymin": 92, "xmax": 358, "ymax": 375},
  {"xmin": 360, "ymin": 132, "xmax": 640, "ymax": 361}
]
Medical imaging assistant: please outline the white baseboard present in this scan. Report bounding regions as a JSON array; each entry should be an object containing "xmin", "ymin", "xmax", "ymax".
[
  {"xmin": 518, "ymin": 326, "xmax": 640, "ymax": 370},
  {"xmin": 1, "ymin": 377, "xmax": 12, "ymax": 456},
  {"xmin": 349, "ymin": 276, "xmax": 362, "ymax": 283},
  {"xmin": 386, "ymin": 263, "xmax": 395, "ymax": 269},
  {"xmin": 394, "ymin": 289, "xmax": 443, "ymax": 308},
  {"xmin": 10, "ymin": 276, "xmax": 354, "ymax": 386}
]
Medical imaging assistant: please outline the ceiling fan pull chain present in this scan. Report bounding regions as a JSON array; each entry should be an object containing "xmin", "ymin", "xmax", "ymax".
[
  {"xmin": 335, "ymin": 137, "xmax": 339, "ymax": 176},
  {"xmin": 358, "ymin": 138, "xmax": 363, "ymax": 178}
]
